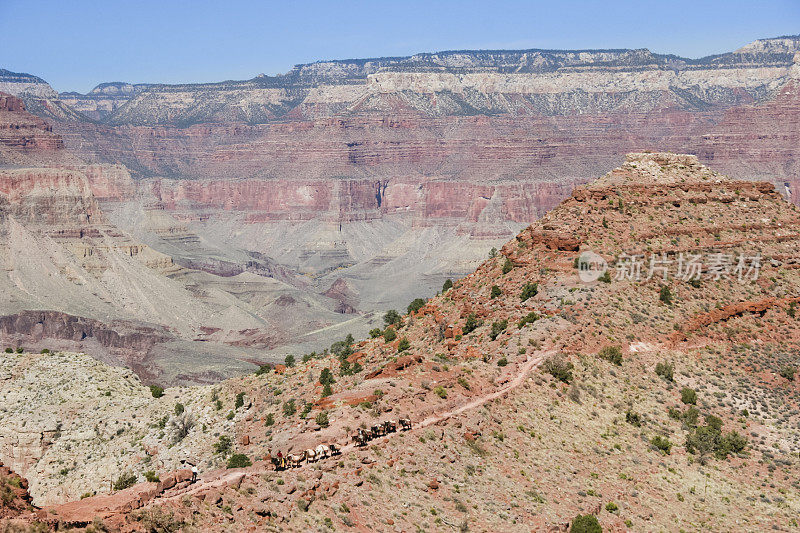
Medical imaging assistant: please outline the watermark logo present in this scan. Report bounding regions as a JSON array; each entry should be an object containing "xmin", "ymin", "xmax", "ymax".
[
  {"xmin": 577, "ymin": 251, "xmax": 608, "ymax": 283},
  {"xmin": 577, "ymin": 251, "xmax": 762, "ymax": 283}
]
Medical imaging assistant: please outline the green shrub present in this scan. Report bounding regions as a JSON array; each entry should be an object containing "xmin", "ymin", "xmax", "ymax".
[
  {"xmin": 497, "ymin": 357, "xmax": 508, "ymax": 367},
  {"xmin": 457, "ymin": 376, "xmax": 470, "ymax": 390},
  {"xmin": 489, "ymin": 247, "xmax": 497, "ymax": 258},
  {"xmin": 570, "ymin": 514, "xmax": 602, "ymax": 533},
  {"xmin": 319, "ymin": 367, "xmax": 335, "ymax": 385},
  {"xmin": 383, "ymin": 309, "xmax": 401, "ymax": 327},
  {"xmin": 681, "ymin": 407, "xmax": 700, "ymax": 427},
  {"xmin": 605, "ymin": 502, "xmax": 618, "ymax": 513},
  {"xmin": 490, "ymin": 285, "xmax": 502, "ymax": 299},
  {"xmin": 680, "ymin": 387, "xmax": 697, "ymax": 405},
  {"xmin": 659, "ymin": 285, "xmax": 673, "ymax": 305},
  {"xmin": 779, "ymin": 365, "xmax": 796, "ymax": 381},
  {"xmin": 149, "ymin": 385, "xmax": 164, "ymax": 399},
  {"xmin": 598, "ymin": 346, "xmax": 622, "ymax": 366},
  {"xmin": 463, "ymin": 313, "xmax": 481, "ymax": 334},
  {"xmin": 397, "ymin": 338, "xmax": 410, "ymax": 352},
  {"xmin": 143, "ymin": 471, "xmax": 160, "ymax": 483},
  {"xmin": 226, "ymin": 454, "xmax": 252, "ymax": 469},
  {"xmin": 383, "ymin": 328, "xmax": 397, "ymax": 342},
  {"xmin": 598, "ymin": 270, "xmax": 611, "ymax": 283},
  {"xmin": 315, "ymin": 411, "xmax": 330, "ymax": 428},
  {"xmin": 174, "ymin": 403, "xmax": 184, "ymax": 416},
  {"xmin": 655, "ymin": 361, "xmax": 674, "ymax": 381},
  {"xmin": 3, "ymin": 348, "xmax": 11, "ymax": 354},
  {"xmin": 442, "ymin": 279, "xmax": 453, "ymax": 292},
  {"xmin": 113, "ymin": 472, "xmax": 137, "ymax": 491},
  {"xmin": 226, "ymin": 411, "xmax": 235, "ymax": 420},
  {"xmin": 15, "ymin": 348, "xmax": 22, "ymax": 354},
  {"xmin": 625, "ymin": 411, "xmax": 642, "ymax": 427},
  {"xmin": 789, "ymin": 301, "xmax": 797, "ymax": 318},
  {"xmin": 254, "ymin": 364, "xmax": 271, "ymax": 376},
  {"xmin": 284, "ymin": 354, "xmax": 295, "ymax": 367},
  {"xmin": 264, "ymin": 413, "xmax": 274, "ymax": 426},
  {"xmin": 407, "ymin": 298, "xmax": 426, "ymax": 315},
  {"xmin": 369, "ymin": 328, "xmax": 383, "ymax": 338},
  {"xmin": 520, "ymin": 282, "xmax": 538, "ymax": 301},
  {"xmin": 517, "ymin": 311, "xmax": 539, "ymax": 329},
  {"xmin": 213, "ymin": 435, "xmax": 232, "ymax": 456},
  {"xmin": 489, "ymin": 319, "xmax": 508, "ymax": 341},
  {"xmin": 322, "ymin": 383, "xmax": 333, "ymax": 397},
  {"xmin": 502, "ymin": 257, "xmax": 513, "ymax": 274},
  {"xmin": 40, "ymin": 348, "xmax": 50, "ymax": 354},
  {"xmin": 302, "ymin": 352, "xmax": 314, "ymax": 363},
  {"xmin": 282, "ymin": 399, "xmax": 297, "ymax": 417},
  {"xmin": 542, "ymin": 355, "xmax": 574, "ymax": 384},
  {"xmin": 434, "ymin": 386, "xmax": 447, "ymax": 399},
  {"xmin": 650, "ymin": 435, "xmax": 672, "ymax": 454}
]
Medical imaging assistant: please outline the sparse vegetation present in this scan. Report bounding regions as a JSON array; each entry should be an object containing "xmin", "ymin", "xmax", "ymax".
[
  {"xmin": 502, "ymin": 257, "xmax": 513, "ymax": 274},
  {"xmin": 463, "ymin": 313, "xmax": 481, "ymax": 334},
  {"xmin": 570, "ymin": 514, "xmax": 602, "ymax": 533},
  {"xmin": 650, "ymin": 435, "xmax": 673, "ymax": 455},
  {"xmin": 315, "ymin": 411, "xmax": 329, "ymax": 427},
  {"xmin": 543, "ymin": 354, "xmax": 574, "ymax": 384},
  {"xmin": 383, "ymin": 309, "xmax": 401, "ymax": 327},
  {"xmin": 517, "ymin": 311, "xmax": 539, "ymax": 329},
  {"xmin": 489, "ymin": 319, "xmax": 508, "ymax": 340},
  {"xmin": 213, "ymin": 435, "xmax": 232, "ymax": 457},
  {"xmin": 680, "ymin": 387, "xmax": 697, "ymax": 405},
  {"xmin": 113, "ymin": 472, "xmax": 137, "ymax": 491},
  {"xmin": 143, "ymin": 470, "xmax": 160, "ymax": 483},
  {"xmin": 598, "ymin": 345, "xmax": 622, "ymax": 365},
  {"xmin": 284, "ymin": 354, "xmax": 295, "ymax": 367},
  {"xmin": 442, "ymin": 279, "xmax": 453, "ymax": 292},
  {"xmin": 226, "ymin": 453, "xmax": 252, "ymax": 469},
  {"xmin": 490, "ymin": 285, "xmax": 502, "ymax": 298},
  {"xmin": 659, "ymin": 285, "xmax": 673, "ymax": 305},
  {"xmin": 283, "ymin": 399, "xmax": 297, "ymax": 417},
  {"xmin": 383, "ymin": 327, "xmax": 397, "ymax": 342},
  {"xmin": 397, "ymin": 337, "xmax": 410, "ymax": 352},
  {"xmin": 407, "ymin": 298, "xmax": 426, "ymax": 315},
  {"xmin": 149, "ymin": 385, "xmax": 164, "ymax": 398},
  {"xmin": 779, "ymin": 365, "xmax": 796, "ymax": 381},
  {"xmin": 520, "ymin": 282, "xmax": 538, "ymax": 301},
  {"xmin": 655, "ymin": 361, "xmax": 674, "ymax": 381}
]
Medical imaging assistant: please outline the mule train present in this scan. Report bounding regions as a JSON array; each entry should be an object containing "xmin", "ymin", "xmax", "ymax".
[
  {"xmin": 352, "ymin": 418, "xmax": 412, "ymax": 446},
  {"xmin": 271, "ymin": 418, "xmax": 412, "ymax": 470},
  {"xmin": 272, "ymin": 443, "xmax": 341, "ymax": 470}
]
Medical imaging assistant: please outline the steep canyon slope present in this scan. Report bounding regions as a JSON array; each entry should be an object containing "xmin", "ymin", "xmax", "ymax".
[{"xmin": 4, "ymin": 153, "xmax": 800, "ymax": 531}]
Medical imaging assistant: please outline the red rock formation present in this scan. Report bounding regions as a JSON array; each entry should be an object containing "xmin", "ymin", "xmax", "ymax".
[
  {"xmin": 0, "ymin": 463, "xmax": 35, "ymax": 519},
  {"xmin": 0, "ymin": 92, "xmax": 63, "ymax": 154}
]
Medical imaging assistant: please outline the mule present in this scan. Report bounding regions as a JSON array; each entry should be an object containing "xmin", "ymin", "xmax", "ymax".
[
  {"xmin": 315, "ymin": 444, "xmax": 330, "ymax": 459},
  {"xmin": 287, "ymin": 451, "xmax": 306, "ymax": 468},
  {"xmin": 399, "ymin": 418, "xmax": 412, "ymax": 430},
  {"xmin": 305, "ymin": 448, "xmax": 317, "ymax": 463}
]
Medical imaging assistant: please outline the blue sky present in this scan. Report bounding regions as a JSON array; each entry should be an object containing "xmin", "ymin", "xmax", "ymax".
[{"xmin": 1, "ymin": 0, "xmax": 798, "ymax": 93}]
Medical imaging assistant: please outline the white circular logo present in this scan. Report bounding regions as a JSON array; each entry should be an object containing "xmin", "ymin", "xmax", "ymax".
[{"xmin": 577, "ymin": 251, "xmax": 608, "ymax": 283}]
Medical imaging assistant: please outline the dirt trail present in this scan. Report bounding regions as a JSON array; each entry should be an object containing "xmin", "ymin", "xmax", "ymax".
[{"xmin": 159, "ymin": 350, "xmax": 551, "ymax": 501}]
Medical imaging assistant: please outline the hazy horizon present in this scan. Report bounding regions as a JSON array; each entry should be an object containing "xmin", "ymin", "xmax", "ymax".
[{"xmin": 1, "ymin": 0, "xmax": 799, "ymax": 93}]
